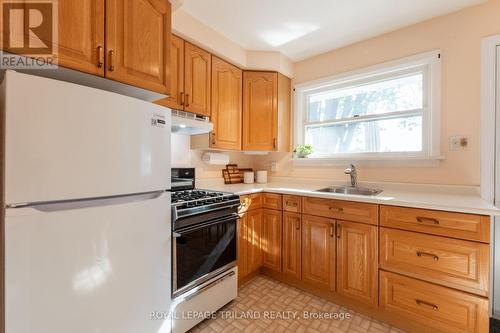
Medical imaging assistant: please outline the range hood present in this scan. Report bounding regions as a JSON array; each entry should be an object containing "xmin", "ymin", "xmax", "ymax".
[{"xmin": 171, "ymin": 109, "xmax": 213, "ymax": 135}]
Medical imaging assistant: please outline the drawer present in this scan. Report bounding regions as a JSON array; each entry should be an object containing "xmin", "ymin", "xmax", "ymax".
[
  {"xmin": 380, "ymin": 228, "xmax": 489, "ymax": 296},
  {"xmin": 380, "ymin": 205, "xmax": 489, "ymax": 243},
  {"xmin": 262, "ymin": 193, "xmax": 282, "ymax": 210},
  {"xmin": 239, "ymin": 193, "xmax": 262, "ymax": 214},
  {"xmin": 302, "ymin": 197, "xmax": 378, "ymax": 225},
  {"xmin": 380, "ymin": 271, "xmax": 488, "ymax": 333},
  {"xmin": 283, "ymin": 195, "xmax": 301, "ymax": 213}
]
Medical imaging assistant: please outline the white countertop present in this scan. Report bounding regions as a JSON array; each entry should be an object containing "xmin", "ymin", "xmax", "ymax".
[{"xmin": 196, "ymin": 177, "xmax": 500, "ymax": 216}]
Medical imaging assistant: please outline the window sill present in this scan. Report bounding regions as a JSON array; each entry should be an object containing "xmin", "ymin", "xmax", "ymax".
[{"xmin": 291, "ymin": 155, "xmax": 445, "ymax": 167}]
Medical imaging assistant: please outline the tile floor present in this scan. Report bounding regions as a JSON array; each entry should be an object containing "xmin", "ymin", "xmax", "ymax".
[{"xmin": 189, "ymin": 275, "xmax": 406, "ymax": 333}]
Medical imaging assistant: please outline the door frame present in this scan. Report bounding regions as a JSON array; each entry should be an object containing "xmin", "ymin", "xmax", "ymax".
[{"xmin": 480, "ymin": 34, "xmax": 500, "ymax": 319}]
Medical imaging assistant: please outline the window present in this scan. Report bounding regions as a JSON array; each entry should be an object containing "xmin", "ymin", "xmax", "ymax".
[{"xmin": 295, "ymin": 51, "xmax": 441, "ymax": 161}]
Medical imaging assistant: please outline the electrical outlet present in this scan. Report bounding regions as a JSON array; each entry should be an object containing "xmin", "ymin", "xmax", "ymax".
[
  {"xmin": 270, "ymin": 161, "xmax": 278, "ymax": 172},
  {"xmin": 449, "ymin": 136, "xmax": 468, "ymax": 150}
]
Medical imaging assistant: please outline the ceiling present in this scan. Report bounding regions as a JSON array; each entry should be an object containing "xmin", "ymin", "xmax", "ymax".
[{"xmin": 181, "ymin": 0, "xmax": 487, "ymax": 61}]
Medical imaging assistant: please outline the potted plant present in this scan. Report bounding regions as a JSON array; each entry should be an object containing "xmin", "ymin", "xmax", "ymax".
[{"xmin": 294, "ymin": 144, "xmax": 313, "ymax": 158}]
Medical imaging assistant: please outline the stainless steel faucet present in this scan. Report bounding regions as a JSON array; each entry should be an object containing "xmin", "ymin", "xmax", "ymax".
[{"xmin": 344, "ymin": 164, "xmax": 357, "ymax": 187}]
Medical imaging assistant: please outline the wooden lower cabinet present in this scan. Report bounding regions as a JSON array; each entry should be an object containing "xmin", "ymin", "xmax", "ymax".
[
  {"xmin": 246, "ymin": 209, "xmax": 263, "ymax": 275},
  {"xmin": 261, "ymin": 209, "xmax": 282, "ymax": 272},
  {"xmin": 336, "ymin": 220, "xmax": 378, "ymax": 307},
  {"xmin": 380, "ymin": 271, "xmax": 489, "ymax": 333},
  {"xmin": 282, "ymin": 212, "xmax": 301, "ymax": 279},
  {"xmin": 301, "ymin": 214, "xmax": 335, "ymax": 290}
]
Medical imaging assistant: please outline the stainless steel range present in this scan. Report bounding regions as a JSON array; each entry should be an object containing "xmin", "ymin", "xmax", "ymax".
[{"xmin": 170, "ymin": 168, "xmax": 239, "ymax": 333}]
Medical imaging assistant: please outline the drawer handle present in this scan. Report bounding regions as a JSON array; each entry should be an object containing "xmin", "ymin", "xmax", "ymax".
[
  {"xmin": 416, "ymin": 299, "xmax": 438, "ymax": 310},
  {"xmin": 416, "ymin": 251, "xmax": 439, "ymax": 261},
  {"xmin": 329, "ymin": 207, "xmax": 343, "ymax": 212},
  {"xmin": 286, "ymin": 201, "xmax": 298, "ymax": 207},
  {"xmin": 416, "ymin": 216, "xmax": 440, "ymax": 225}
]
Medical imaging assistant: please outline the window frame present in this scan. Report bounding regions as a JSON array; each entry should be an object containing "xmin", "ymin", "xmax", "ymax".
[{"xmin": 294, "ymin": 50, "xmax": 441, "ymax": 161}]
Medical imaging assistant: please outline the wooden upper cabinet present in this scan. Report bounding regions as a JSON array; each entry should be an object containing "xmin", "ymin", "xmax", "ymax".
[
  {"xmin": 184, "ymin": 42, "xmax": 211, "ymax": 116},
  {"xmin": 283, "ymin": 212, "xmax": 302, "ymax": 280},
  {"xmin": 156, "ymin": 34, "xmax": 184, "ymax": 109},
  {"xmin": 243, "ymin": 71, "xmax": 278, "ymax": 151},
  {"xmin": 261, "ymin": 209, "xmax": 283, "ymax": 272},
  {"xmin": 336, "ymin": 220, "xmax": 378, "ymax": 307},
  {"xmin": 57, "ymin": 0, "xmax": 105, "ymax": 76},
  {"xmin": 105, "ymin": 0, "xmax": 171, "ymax": 94},
  {"xmin": 301, "ymin": 214, "xmax": 335, "ymax": 290},
  {"xmin": 210, "ymin": 56, "xmax": 242, "ymax": 149}
]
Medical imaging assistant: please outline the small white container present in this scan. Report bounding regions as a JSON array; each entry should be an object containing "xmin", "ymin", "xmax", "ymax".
[
  {"xmin": 255, "ymin": 170, "xmax": 268, "ymax": 184},
  {"xmin": 243, "ymin": 172, "xmax": 255, "ymax": 184}
]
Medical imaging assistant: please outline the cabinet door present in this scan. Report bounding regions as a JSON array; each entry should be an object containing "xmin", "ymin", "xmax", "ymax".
[
  {"xmin": 262, "ymin": 209, "xmax": 282, "ymax": 272},
  {"xmin": 246, "ymin": 209, "xmax": 263, "ymax": 274},
  {"xmin": 336, "ymin": 220, "xmax": 378, "ymax": 307},
  {"xmin": 57, "ymin": 0, "xmax": 105, "ymax": 76},
  {"xmin": 155, "ymin": 34, "xmax": 184, "ymax": 110},
  {"xmin": 106, "ymin": 0, "xmax": 171, "ymax": 94},
  {"xmin": 237, "ymin": 214, "xmax": 248, "ymax": 281},
  {"xmin": 210, "ymin": 56, "xmax": 242, "ymax": 149},
  {"xmin": 302, "ymin": 214, "xmax": 335, "ymax": 290},
  {"xmin": 184, "ymin": 42, "xmax": 211, "ymax": 116},
  {"xmin": 242, "ymin": 71, "xmax": 278, "ymax": 151},
  {"xmin": 283, "ymin": 212, "xmax": 301, "ymax": 280}
]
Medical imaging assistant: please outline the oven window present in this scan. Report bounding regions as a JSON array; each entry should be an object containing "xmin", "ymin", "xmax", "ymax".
[{"xmin": 175, "ymin": 218, "xmax": 236, "ymax": 292}]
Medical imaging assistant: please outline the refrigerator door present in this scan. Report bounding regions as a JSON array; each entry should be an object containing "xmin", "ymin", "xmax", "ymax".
[
  {"xmin": 3, "ymin": 70, "xmax": 171, "ymax": 205},
  {"xmin": 5, "ymin": 192, "xmax": 172, "ymax": 333}
]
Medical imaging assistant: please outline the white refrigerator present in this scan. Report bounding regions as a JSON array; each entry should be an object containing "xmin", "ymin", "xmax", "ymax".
[{"xmin": 2, "ymin": 71, "xmax": 172, "ymax": 333}]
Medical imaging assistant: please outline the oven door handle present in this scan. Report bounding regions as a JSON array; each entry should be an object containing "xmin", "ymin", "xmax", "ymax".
[
  {"xmin": 183, "ymin": 270, "xmax": 236, "ymax": 302},
  {"xmin": 174, "ymin": 214, "xmax": 238, "ymax": 235}
]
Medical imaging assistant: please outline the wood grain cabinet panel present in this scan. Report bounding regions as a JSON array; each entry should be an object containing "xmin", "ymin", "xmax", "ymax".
[
  {"xmin": 242, "ymin": 71, "xmax": 278, "ymax": 151},
  {"xmin": 246, "ymin": 208, "xmax": 263, "ymax": 275},
  {"xmin": 302, "ymin": 197, "xmax": 378, "ymax": 225},
  {"xmin": 380, "ymin": 228, "xmax": 489, "ymax": 296},
  {"xmin": 301, "ymin": 214, "xmax": 335, "ymax": 290},
  {"xmin": 283, "ymin": 212, "xmax": 302, "ymax": 280},
  {"xmin": 380, "ymin": 271, "xmax": 489, "ymax": 333},
  {"xmin": 106, "ymin": 0, "xmax": 171, "ymax": 94},
  {"xmin": 336, "ymin": 220, "xmax": 378, "ymax": 307},
  {"xmin": 184, "ymin": 42, "xmax": 211, "ymax": 116},
  {"xmin": 57, "ymin": 0, "xmax": 105, "ymax": 76},
  {"xmin": 262, "ymin": 193, "xmax": 283, "ymax": 210},
  {"xmin": 283, "ymin": 195, "xmax": 301, "ymax": 213},
  {"xmin": 380, "ymin": 206, "xmax": 490, "ymax": 243},
  {"xmin": 210, "ymin": 56, "xmax": 242, "ymax": 150},
  {"xmin": 261, "ymin": 209, "xmax": 282, "ymax": 272},
  {"xmin": 155, "ymin": 34, "xmax": 184, "ymax": 109}
]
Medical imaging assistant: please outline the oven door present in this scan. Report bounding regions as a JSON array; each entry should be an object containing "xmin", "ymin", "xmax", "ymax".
[{"xmin": 172, "ymin": 214, "xmax": 237, "ymax": 297}]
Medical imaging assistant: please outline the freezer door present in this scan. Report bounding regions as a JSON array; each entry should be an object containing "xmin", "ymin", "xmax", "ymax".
[
  {"xmin": 5, "ymin": 192, "xmax": 172, "ymax": 333},
  {"xmin": 3, "ymin": 71, "xmax": 171, "ymax": 204}
]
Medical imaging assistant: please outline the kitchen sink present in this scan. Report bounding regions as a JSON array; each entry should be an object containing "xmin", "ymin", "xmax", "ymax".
[{"xmin": 316, "ymin": 186, "xmax": 383, "ymax": 196}]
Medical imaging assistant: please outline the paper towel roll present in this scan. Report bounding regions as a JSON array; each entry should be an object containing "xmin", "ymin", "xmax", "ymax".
[{"xmin": 201, "ymin": 152, "xmax": 230, "ymax": 165}]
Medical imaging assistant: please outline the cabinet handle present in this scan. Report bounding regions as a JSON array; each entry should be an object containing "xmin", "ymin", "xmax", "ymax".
[
  {"xmin": 286, "ymin": 201, "xmax": 298, "ymax": 207},
  {"xmin": 415, "ymin": 299, "xmax": 438, "ymax": 310},
  {"xmin": 97, "ymin": 45, "xmax": 104, "ymax": 68},
  {"xmin": 296, "ymin": 217, "xmax": 300, "ymax": 230},
  {"xmin": 329, "ymin": 222, "xmax": 334, "ymax": 237},
  {"xmin": 329, "ymin": 206, "xmax": 343, "ymax": 212},
  {"xmin": 336, "ymin": 221, "xmax": 341, "ymax": 238},
  {"xmin": 108, "ymin": 50, "xmax": 115, "ymax": 71},
  {"xmin": 416, "ymin": 251, "xmax": 439, "ymax": 261},
  {"xmin": 416, "ymin": 216, "xmax": 439, "ymax": 225},
  {"xmin": 185, "ymin": 94, "xmax": 190, "ymax": 107},
  {"xmin": 180, "ymin": 92, "xmax": 184, "ymax": 106},
  {"xmin": 273, "ymin": 138, "xmax": 277, "ymax": 149},
  {"xmin": 211, "ymin": 132, "xmax": 216, "ymax": 145}
]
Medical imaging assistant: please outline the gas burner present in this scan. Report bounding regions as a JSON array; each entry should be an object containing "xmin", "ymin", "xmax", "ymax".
[{"xmin": 171, "ymin": 189, "xmax": 231, "ymax": 204}]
